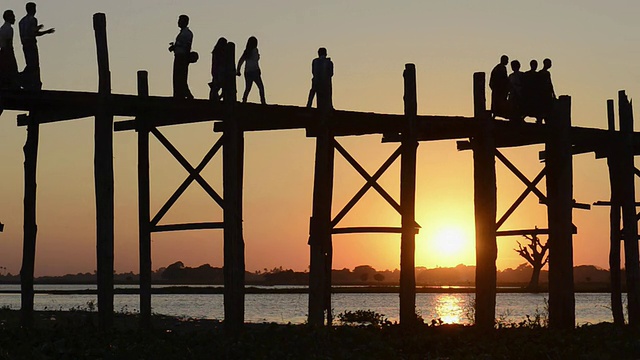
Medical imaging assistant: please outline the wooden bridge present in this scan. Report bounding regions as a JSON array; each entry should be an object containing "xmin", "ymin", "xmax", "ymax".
[{"xmin": 3, "ymin": 13, "xmax": 640, "ymax": 332}]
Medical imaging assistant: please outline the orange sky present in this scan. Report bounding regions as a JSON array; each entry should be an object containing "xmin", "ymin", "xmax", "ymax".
[{"xmin": 1, "ymin": 1, "xmax": 639, "ymax": 276}]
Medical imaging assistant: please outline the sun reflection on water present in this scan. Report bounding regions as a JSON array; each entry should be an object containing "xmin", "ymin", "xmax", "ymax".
[{"xmin": 434, "ymin": 294, "xmax": 464, "ymax": 324}]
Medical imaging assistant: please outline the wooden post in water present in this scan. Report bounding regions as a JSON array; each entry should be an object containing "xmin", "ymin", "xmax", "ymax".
[
  {"xmin": 93, "ymin": 13, "xmax": 114, "ymax": 329},
  {"xmin": 400, "ymin": 63, "xmax": 418, "ymax": 327},
  {"xmin": 222, "ymin": 42, "xmax": 245, "ymax": 332},
  {"xmin": 618, "ymin": 91, "xmax": 640, "ymax": 326},
  {"xmin": 606, "ymin": 99, "xmax": 624, "ymax": 326},
  {"xmin": 20, "ymin": 114, "xmax": 39, "ymax": 327},
  {"xmin": 137, "ymin": 70, "xmax": 152, "ymax": 328},
  {"xmin": 546, "ymin": 96, "xmax": 575, "ymax": 329},
  {"xmin": 308, "ymin": 105, "xmax": 335, "ymax": 327},
  {"xmin": 472, "ymin": 72, "xmax": 497, "ymax": 330}
]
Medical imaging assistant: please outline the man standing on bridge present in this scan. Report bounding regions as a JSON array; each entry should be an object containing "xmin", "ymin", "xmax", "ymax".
[
  {"xmin": 0, "ymin": 10, "xmax": 19, "ymax": 90},
  {"xmin": 537, "ymin": 58, "xmax": 556, "ymax": 124},
  {"xmin": 168, "ymin": 14, "xmax": 194, "ymax": 100},
  {"xmin": 19, "ymin": 2, "xmax": 55, "ymax": 90},
  {"xmin": 306, "ymin": 47, "xmax": 333, "ymax": 112},
  {"xmin": 489, "ymin": 54, "xmax": 509, "ymax": 118}
]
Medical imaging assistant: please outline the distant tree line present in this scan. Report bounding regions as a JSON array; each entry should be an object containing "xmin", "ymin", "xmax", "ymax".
[{"xmin": 0, "ymin": 262, "xmax": 615, "ymax": 288}]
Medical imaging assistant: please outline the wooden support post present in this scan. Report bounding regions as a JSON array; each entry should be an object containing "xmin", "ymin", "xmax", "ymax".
[
  {"xmin": 619, "ymin": 90, "xmax": 640, "ymax": 326},
  {"xmin": 93, "ymin": 13, "xmax": 114, "ymax": 329},
  {"xmin": 472, "ymin": 72, "xmax": 497, "ymax": 330},
  {"xmin": 546, "ymin": 96, "xmax": 575, "ymax": 329},
  {"xmin": 308, "ymin": 106, "xmax": 335, "ymax": 326},
  {"xmin": 400, "ymin": 63, "xmax": 418, "ymax": 327},
  {"xmin": 606, "ymin": 98, "xmax": 624, "ymax": 325},
  {"xmin": 20, "ymin": 115, "xmax": 39, "ymax": 327},
  {"xmin": 137, "ymin": 70, "xmax": 152, "ymax": 328},
  {"xmin": 222, "ymin": 42, "xmax": 245, "ymax": 332}
]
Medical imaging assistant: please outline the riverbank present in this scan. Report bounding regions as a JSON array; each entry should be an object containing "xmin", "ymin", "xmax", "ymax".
[
  {"xmin": 0, "ymin": 283, "xmax": 614, "ymax": 295},
  {"xmin": 0, "ymin": 309, "xmax": 638, "ymax": 359}
]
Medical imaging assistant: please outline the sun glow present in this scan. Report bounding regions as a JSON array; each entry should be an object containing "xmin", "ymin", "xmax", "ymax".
[
  {"xmin": 433, "ymin": 227, "xmax": 465, "ymax": 256},
  {"xmin": 422, "ymin": 224, "xmax": 475, "ymax": 268}
]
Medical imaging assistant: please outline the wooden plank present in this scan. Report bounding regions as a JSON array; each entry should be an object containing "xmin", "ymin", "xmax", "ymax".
[
  {"xmin": 400, "ymin": 64, "xmax": 418, "ymax": 328},
  {"xmin": 593, "ymin": 201, "xmax": 640, "ymax": 206},
  {"xmin": 332, "ymin": 227, "xmax": 418, "ymax": 235},
  {"xmin": 93, "ymin": 13, "xmax": 114, "ymax": 330},
  {"xmin": 472, "ymin": 72, "xmax": 497, "ymax": 330},
  {"xmin": 546, "ymin": 95, "xmax": 575, "ymax": 329},
  {"xmin": 20, "ymin": 115, "xmax": 39, "ymax": 327},
  {"xmin": 496, "ymin": 229, "xmax": 549, "ymax": 237},
  {"xmin": 222, "ymin": 42, "xmax": 245, "ymax": 333},
  {"xmin": 137, "ymin": 71, "xmax": 152, "ymax": 329},
  {"xmin": 16, "ymin": 109, "xmax": 95, "ymax": 125},
  {"xmin": 619, "ymin": 91, "xmax": 640, "ymax": 326},
  {"xmin": 6, "ymin": 84, "xmax": 640, "ymax": 153},
  {"xmin": 153, "ymin": 222, "xmax": 224, "ymax": 233}
]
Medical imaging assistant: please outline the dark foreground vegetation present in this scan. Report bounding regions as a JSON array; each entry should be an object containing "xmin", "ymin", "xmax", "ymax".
[{"xmin": 1, "ymin": 309, "xmax": 640, "ymax": 359}]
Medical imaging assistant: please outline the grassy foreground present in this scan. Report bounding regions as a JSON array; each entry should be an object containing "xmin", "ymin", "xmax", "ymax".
[{"xmin": 0, "ymin": 309, "xmax": 639, "ymax": 359}]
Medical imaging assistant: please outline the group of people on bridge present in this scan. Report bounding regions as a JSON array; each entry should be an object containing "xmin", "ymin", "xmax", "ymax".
[
  {"xmin": 490, "ymin": 54, "xmax": 556, "ymax": 124},
  {"xmin": 0, "ymin": 8, "xmax": 335, "ymax": 111},
  {"xmin": 169, "ymin": 14, "xmax": 334, "ymax": 111},
  {"xmin": 0, "ymin": 3, "xmax": 54, "ymax": 91}
]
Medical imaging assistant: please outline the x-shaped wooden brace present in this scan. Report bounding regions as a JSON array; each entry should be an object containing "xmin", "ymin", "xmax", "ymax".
[
  {"xmin": 495, "ymin": 150, "xmax": 547, "ymax": 230},
  {"xmin": 331, "ymin": 140, "xmax": 419, "ymax": 230},
  {"xmin": 149, "ymin": 128, "xmax": 224, "ymax": 228}
]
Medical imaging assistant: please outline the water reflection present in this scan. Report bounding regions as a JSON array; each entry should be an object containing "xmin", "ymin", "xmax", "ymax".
[
  {"xmin": 0, "ymin": 287, "xmax": 617, "ymax": 325},
  {"xmin": 434, "ymin": 294, "xmax": 464, "ymax": 324}
]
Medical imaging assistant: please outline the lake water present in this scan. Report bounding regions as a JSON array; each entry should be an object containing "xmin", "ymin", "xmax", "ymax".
[{"xmin": 0, "ymin": 285, "xmax": 620, "ymax": 325}]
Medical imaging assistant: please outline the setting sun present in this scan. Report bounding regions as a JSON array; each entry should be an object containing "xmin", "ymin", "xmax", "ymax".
[
  {"xmin": 433, "ymin": 227, "xmax": 466, "ymax": 256},
  {"xmin": 420, "ymin": 224, "xmax": 475, "ymax": 268}
]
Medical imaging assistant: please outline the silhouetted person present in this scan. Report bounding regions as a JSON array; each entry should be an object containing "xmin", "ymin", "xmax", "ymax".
[
  {"xmin": 306, "ymin": 47, "xmax": 333, "ymax": 111},
  {"xmin": 0, "ymin": 10, "xmax": 19, "ymax": 89},
  {"xmin": 209, "ymin": 37, "xmax": 226, "ymax": 101},
  {"xmin": 168, "ymin": 14, "xmax": 193, "ymax": 99},
  {"xmin": 19, "ymin": 2, "xmax": 54, "ymax": 90},
  {"xmin": 237, "ymin": 36, "xmax": 266, "ymax": 104},
  {"xmin": 508, "ymin": 60, "xmax": 524, "ymax": 122},
  {"xmin": 523, "ymin": 59, "xmax": 540, "ymax": 121},
  {"xmin": 538, "ymin": 58, "xmax": 556, "ymax": 124},
  {"xmin": 489, "ymin": 55, "xmax": 509, "ymax": 118}
]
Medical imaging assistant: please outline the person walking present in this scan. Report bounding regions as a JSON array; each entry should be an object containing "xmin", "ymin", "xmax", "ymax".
[
  {"xmin": 236, "ymin": 36, "xmax": 266, "ymax": 104},
  {"xmin": 0, "ymin": 10, "xmax": 19, "ymax": 89},
  {"xmin": 489, "ymin": 54, "xmax": 509, "ymax": 118},
  {"xmin": 19, "ymin": 2, "xmax": 54, "ymax": 90},
  {"xmin": 209, "ymin": 37, "xmax": 226, "ymax": 101},
  {"xmin": 168, "ymin": 14, "xmax": 194, "ymax": 99},
  {"xmin": 306, "ymin": 47, "xmax": 333, "ymax": 111}
]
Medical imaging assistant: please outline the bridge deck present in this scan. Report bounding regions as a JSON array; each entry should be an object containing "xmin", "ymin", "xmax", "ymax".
[{"xmin": 0, "ymin": 89, "xmax": 630, "ymax": 152}]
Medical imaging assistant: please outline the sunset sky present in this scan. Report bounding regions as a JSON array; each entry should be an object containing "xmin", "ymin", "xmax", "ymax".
[{"xmin": 1, "ymin": 1, "xmax": 640, "ymax": 276}]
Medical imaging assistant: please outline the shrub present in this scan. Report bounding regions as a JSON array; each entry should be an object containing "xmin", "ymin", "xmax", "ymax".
[{"xmin": 337, "ymin": 310, "xmax": 391, "ymax": 327}]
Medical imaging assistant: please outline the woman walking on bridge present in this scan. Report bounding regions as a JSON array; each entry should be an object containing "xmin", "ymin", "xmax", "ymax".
[{"xmin": 237, "ymin": 36, "xmax": 266, "ymax": 105}]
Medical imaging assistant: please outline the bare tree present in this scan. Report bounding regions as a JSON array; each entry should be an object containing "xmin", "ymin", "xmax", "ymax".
[{"xmin": 515, "ymin": 230, "xmax": 549, "ymax": 291}]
